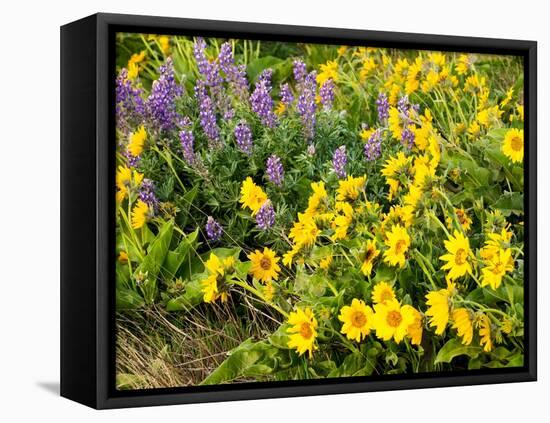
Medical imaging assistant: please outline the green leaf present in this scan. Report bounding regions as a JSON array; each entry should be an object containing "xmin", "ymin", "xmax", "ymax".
[
  {"xmin": 493, "ymin": 192, "xmax": 524, "ymax": 215},
  {"xmin": 246, "ymin": 56, "xmax": 282, "ymax": 83},
  {"xmin": 200, "ymin": 339, "xmax": 276, "ymax": 385},
  {"xmin": 116, "ymin": 287, "xmax": 145, "ymax": 310},
  {"xmin": 434, "ymin": 339, "xmax": 482, "ymax": 364},
  {"xmin": 161, "ymin": 228, "xmax": 198, "ymax": 280},
  {"xmin": 165, "ymin": 276, "xmax": 204, "ymax": 312}
]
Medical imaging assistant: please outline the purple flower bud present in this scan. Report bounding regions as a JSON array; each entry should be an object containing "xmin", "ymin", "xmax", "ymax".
[
  {"xmin": 179, "ymin": 129, "xmax": 196, "ymax": 165},
  {"xmin": 280, "ymin": 83, "xmax": 294, "ymax": 105},
  {"xmin": 234, "ymin": 121, "xmax": 253, "ymax": 155},
  {"xmin": 307, "ymin": 143, "xmax": 316, "ymax": 156},
  {"xmin": 195, "ymin": 80, "xmax": 221, "ymax": 148},
  {"xmin": 401, "ymin": 127, "xmax": 415, "ymax": 149},
  {"xmin": 145, "ymin": 58, "xmax": 183, "ymax": 132},
  {"xmin": 116, "ymin": 68, "xmax": 145, "ymax": 134},
  {"xmin": 124, "ymin": 150, "xmax": 141, "ymax": 168},
  {"xmin": 293, "ymin": 59, "xmax": 307, "ymax": 83},
  {"xmin": 255, "ymin": 201, "xmax": 275, "ymax": 230},
  {"xmin": 250, "ymin": 69, "xmax": 277, "ymax": 128},
  {"xmin": 375, "ymin": 92, "xmax": 389, "ymax": 122},
  {"xmin": 319, "ymin": 79, "xmax": 335, "ymax": 110},
  {"xmin": 364, "ymin": 128, "xmax": 382, "ymax": 161},
  {"xmin": 139, "ymin": 179, "xmax": 159, "ymax": 212},
  {"xmin": 297, "ymin": 71, "xmax": 317, "ymax": 140},
  {"xmin": 206, "ymin": 216, "xmax": 223, "ymax": 241},
  {"xmin": 332, "ymin": 145, "xmax": 347, "ymax": 179},
  {"xmin": 266, "ymin": 155, "xmax": 284, "ymax": 186}
]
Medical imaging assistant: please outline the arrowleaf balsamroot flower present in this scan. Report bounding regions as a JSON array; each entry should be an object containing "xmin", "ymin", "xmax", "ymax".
[
  {"xmin": 287, "ymin": 307, "xmax": 318, "ymax": 358},
  {"xmin": 481, "ymin": 248, "xmax": 514, "ymax": 290},
  {"xmin": 239, "ymin": 177, "xmax": 268, "ymax": 215},
  {"xmin": 371, "ymin": 281, "xmax": 396, "ymax": 305},
  {"xmin": 131, "ymin": 200, "xmax": 150, "ymax": 229},
  {"xmin": 360, "ymin": 240, "xmax": 380, "ymax": 276},
  {"xmin": 452, "ymin": 308, "xmax": 474, "ymax": 345},
  {"xmin": 502, "ymin": 128, "xmax": 524, "ymax": 163},
  {"xmin": 383, "ymin": 225, "xmax": 410, "ymax": 267},
  {"xmin": 440, "ymin": 230, "xmax": 473, "ymax": 280},
  {"xmin": 127, "ymin": 125, "xmax": 147, "ymax": 157},
  {"xmin": 248, "ymin": 247, "xmax": 281, "ymax": 283},
  {"xmin": 425, "ymin": 282, "xmax": 455, "ymax": 335},
  {"xmin": 339, "ymin": 299, "xmax": 374, "ymax": 342},
  {"xmin": 372, "ymin": 299, "xmax": 416, "ymax": 344}
]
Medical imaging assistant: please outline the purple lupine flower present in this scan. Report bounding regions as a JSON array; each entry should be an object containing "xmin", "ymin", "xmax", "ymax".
[
  {"xmin": 124, "ymin": 150, "xmax": 141, "ymax": 168},
  {"xmin": 266, "ymin": 155, "xmax": 284, "ymax": 186},
  {"xmin": 177, "ymin": 116, "xmax": 192, "ymax": 128},
  {"xmin": 250, "ymin": 69, "xmax": 277, "ymax": 128},
  {"xmin": 297, "ymin": 71, "xmax": 317, "ymax": 140},
  {"xmin": 115, "ymin": 68, "xmax": 145, "ymax": 133},
  {"xmin": 293, "ymin": 59, "xmax": 307, "ymax": 83},
  {"xmin": 139, "ymin": 179, "xmax": 159, "ymax": 212},
  {"xmin": 401, "ymin": 127, "xmax": 415, "ymax": 149},
  {"xmin": 319, "ymin": 79, "xmax": 335, "ymax": 110},
  {"xmin": 179, "ymin": 129, "xmax": 196, "ymax": 165},
  {"xmin": 332, "ymin": 145, "xmax": 347, "ymax": 179},
  {"xmin": 307, "ymin": 143, "xmax": 316, "ymax": 156},
  {"xmin": 280, "ymin": 83, "xmax": 294, "ymax": 105},
  {"xmin": 375, "ymin": 92, "xmax": 389, "ymax": 122},
  {"xmin": 397, "ymin": 95, "xmax": 411, "ymax": 115},
  {"xmin": 193, "ymin": 38, "xmax": 223, "ymax": 88},
  {"xmin": 234, "ymin": 121, "xmax": 253, "ymax": 155},
  {"xmin": 364, "ymin": 128, "xmax": 383, "ymax": 161},
  {"xmin": 255, "ymin": 201, "xmax": 275, "ymax": 230},
  {"xmin": 205, "ymin": 216, "xmax": 223, "ymax": 241},
  {"xmin": 219, "ymin": 42, "xmax": 249, "ymax": 100},
  {"xmin": 195, "ymin": 80, "xmax": 221, "ymax": 148},
  {"xmin": 146, "ymin": 58, "xmax": 183, "ymax": 132}
]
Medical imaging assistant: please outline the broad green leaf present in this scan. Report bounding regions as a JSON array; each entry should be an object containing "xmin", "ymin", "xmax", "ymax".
[
  {"xmin": 435, "ymin": 339, "xmax": 482, "ymax": 364},
  {"xmin": 116, "ymin": 287, "xmax": 145, "ymax": 310},
  {"xmin": 165, "ymin": 277, "xmax": 204, "ymax": 312},
  {"xmin": 161, "ymin": 228, "xmax": 199, "ymax": 279}
]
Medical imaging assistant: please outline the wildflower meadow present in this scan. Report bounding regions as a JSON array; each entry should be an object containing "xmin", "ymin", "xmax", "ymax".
[{"xmin": 114, "ymin": 32, "xmax": 525, "ymax": 389}]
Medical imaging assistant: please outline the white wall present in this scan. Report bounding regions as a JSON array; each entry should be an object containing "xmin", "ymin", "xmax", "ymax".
[{"xmin": 1, "ymin": 0, "xmax": 546, "ymax": 421}]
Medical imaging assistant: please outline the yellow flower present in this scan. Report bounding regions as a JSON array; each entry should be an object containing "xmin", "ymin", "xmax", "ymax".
[
  {"xmin": 337, "ymin": 46, "xmax": 347, "ymax": 56},
  {"xmin": 289, "ymin": 212, "xmax": 320, "ymax": 247},
  {"xmin": 455, "ymin": 54, "xmax": 472, "ymax": 75},
  {"xmin": 131, "ymin": 200, "xmax": 149, "ymax": 229},
  {"xmin": 371, "ymin": 282, "xmax": 395, "ymax": 306},
  {"xmin": 372, "ymin": 299, "xmax": 415, "ymax": 343},
  {"xmin": 502, "ymin": 128, "xmax": 524, "ymax": 163},
  {"xmin": 339, "ymin": 299, "xmax": 374, "ymax": 342},
  {"xmin": 116, "ymin": 165, "xmax": 143, "ymax": 202},
  {"xmin": 319, "ymin": 255, "xmax": 333, "ymax": 270},
  {"xmin": 383, "ymin": 225, "xmax": 410, "ymax": 267},
  {"xmin": 481, "ymin": 248, "xmax": 514, "ymax": 290},
  {"xmin": 476, "ymin": 105, "xmax": 503, "ymax": 128},
  {"xmin": 316, "ymin": 60, "xmax": 338, "ymax": 85},
  {"xmin": 360, "ymin": 240, "xmax": 380, "ymax": 276},
  {"xmin": 282, "ymin": 245, "xmax": 300, "ymax": 267},
  {"xmin": 128, "ymin": 125, "xmax": 147, "ymax": 157},
  {"xmin": 263, "ymin": 281, "xmax": 276, "ymax": 302},
  {"xmin": 360, "ymin": 127, "xmax": 374, "ymax": 142},
  {"xmin": 127, "ymin": 61, "xmax": 139, "ymax": 80},
  {"xmin": 336, "ymin": 175, "xmax": 366, "ymax": 202},
  {"xmin": 360, "ymin": 57, "xmax": 376, "ymax": 81},
  {"xmin": 425, "ymin": 283, "xmax": 454, "ymax": 335},
  {"xmin": 455, "ymin": 208, "xmax": 472, "ymax": 231},
  {"xmin": 240, "ymin": 177, "xmax": 268, "ymax": 215},
  {"xmin": 388, "ymin": 107, "xmax": 402, "ymax": 140},
  {"xmin": 248, "ymin": 247, "xmax": 281, "ymax": 282},
  {"xmin": 500, "ymin": 88, "xmax": 514, "ymax": 107},
  {"xmin": 158, "ymin": 35, "xmax": 170, "ymax": 55},
  {"xmin": 201, "ymin": 253, "xmax": 234, "ymax": 303},
  {"xmin": 201, "ymin": 274, "xmax": 219, "ymax": 303},
  {"xmin": 440, "ymin": 230, "xmax": 472, "ymax": 280},
  {"xmin": 275, "ymin": 102, "xmax": 286, "ymax": 115},
  {"xmin": 480, "ymin": 228, "xmax": 512, "ymax": 261},
  {"xmin": 452, "ymin": 308, "xmax": 473, "ymax": 345},
  {"xmin": 118, "ymin": 251, "xmax": 129, "ymax": 264},
  {"xmin": 287, "ymin": 307, "xmax": 318, "ymax": 358},
  {"xmin": 477, "ymin": 314, "xmax": 493, "ymax": 352},
  {"xmin": 404, "ymin": 306, "xmax": 423, "ymax": 345}
]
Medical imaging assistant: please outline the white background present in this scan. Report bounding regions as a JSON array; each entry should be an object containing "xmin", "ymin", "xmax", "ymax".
[{"xmin": 0, "ymin": 0, "xmax": 547, "ymax": 421}]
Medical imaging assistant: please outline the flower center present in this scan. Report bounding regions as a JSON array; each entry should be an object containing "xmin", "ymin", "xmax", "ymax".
[
  {"xmin": 260, "ymin": 257, "xmax": 272, "ymax": 270},
  {"xmin": 351, "ymin": 311, "xmax": 367, "ymax": 328},
  {"xmin": 386, "ymin": 310, "xmax": 403, "ymax": 328},
  {"xmin": 364, "ymin": 247, "xmax": 375, "ymax": 262},
  {"xmin": 455, "ymin": 248, "xmax": 467, "ymax": 265},
  {"xmin": 510, "ymin": 135, "xmax": 523, "ymax": 152},
  {"xmin": 300, "ymin": 322, "xmax": 313, "ymax": 339},
  {"xmin": 492, "ymin": 261, "xmax": 504, "ymax": 275},
  {"xmin": 380, "ymin": 290, "xmax": 393, "ymax": 302},
  {"xmin": 395, "ymin": 239, "xmax": 407, "ymax": 254}
]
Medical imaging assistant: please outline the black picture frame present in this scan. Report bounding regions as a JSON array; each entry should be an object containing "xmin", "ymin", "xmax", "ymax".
[{"xmin": 60, "ymin": 12, "xmax": 537, "ymax": 409}]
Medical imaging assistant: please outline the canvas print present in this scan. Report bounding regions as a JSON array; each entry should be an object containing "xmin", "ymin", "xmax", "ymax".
[{"xmin": 114, "ymin": 32, "xmax": 525, "ymax": 390}]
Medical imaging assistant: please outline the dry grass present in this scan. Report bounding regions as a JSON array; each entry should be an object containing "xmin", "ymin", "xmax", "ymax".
[{"xmin": 115, "ymin": 294, "xmax": 280, "ymax": 389}]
